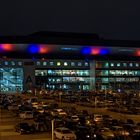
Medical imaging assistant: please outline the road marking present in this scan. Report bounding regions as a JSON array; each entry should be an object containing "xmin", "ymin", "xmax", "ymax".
[{"xmin": 0, "ymin": 131, "xmax": 18, "ymax": 136}]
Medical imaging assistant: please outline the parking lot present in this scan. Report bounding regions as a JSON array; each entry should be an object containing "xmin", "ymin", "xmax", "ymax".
[{"xmin": 0, "ymin": 92, "xmax": 140, "ymax": 140}]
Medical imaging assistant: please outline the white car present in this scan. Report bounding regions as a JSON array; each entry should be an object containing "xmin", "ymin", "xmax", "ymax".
[
  {"xmin": 51, "ymin": 109, "xmax": 67, "ymax": 116},
  {"xmin": 54, "ymin": 127, "xmax": 76, "ymax": 140},
  {"xmin": 94, "ymin": 114, "xmax": 103, "ymax": 122},
  {"xmin": 32, "ymin": 102, "xmax": 39, "ymax": 109},
  {"xmin": 97, "ymin": 127, "xmax": 115, "ymax": 139},
  {"xmin": 71, "ymin": 115, "xmax": 79, "ymax": 122},
  {"xmin": 19, "ymin": 111, "xmax": 33, "ymax": 119}
]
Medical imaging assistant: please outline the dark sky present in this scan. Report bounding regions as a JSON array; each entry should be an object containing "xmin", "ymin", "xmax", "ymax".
[{"xmin": 0, "ymin": 0, "xmax": 140, "ymax": 40}]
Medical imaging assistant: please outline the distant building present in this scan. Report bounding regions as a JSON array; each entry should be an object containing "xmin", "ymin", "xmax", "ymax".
[{"xmin": 0, "ymin": 32, "xmax": 139, "ymax": 93}]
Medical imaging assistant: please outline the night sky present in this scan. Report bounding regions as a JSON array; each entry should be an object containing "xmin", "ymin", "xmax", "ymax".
[{"xmin": 0, "ymin": 0, "xmax": 140, "ymax": 40}]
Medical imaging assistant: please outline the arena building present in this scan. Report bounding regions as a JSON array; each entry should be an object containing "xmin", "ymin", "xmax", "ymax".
[{"xmin": 0, "ymin": 32, "xmax": 140, "ymax": 93}]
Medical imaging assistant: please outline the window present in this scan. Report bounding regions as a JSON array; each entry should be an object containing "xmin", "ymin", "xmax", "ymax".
[
  {"xmin": 78, "ymin": 62, "xmax": 82, "ymax": 66},
  {"xmin": 49, "ymin": 62, "xmax": 54, "ymax": 66},
  {"xmin": 0, "ymin": 68, "xmax": 23, "ymax": 93},
  {"xmin": 18, "ymin": 61, "xmax": 22, "ymax": 66},
  {"xmin": 43, "ymin": 62, "xmax": 47, "ymax": 66},
  {"xmin": 36, "ymin": 61, "xmax": 41, "ymax": 66},
  {"xmin": 85, "ymin": 62, "xmax": 89, "ymax": 66},
  {"xmin": 102, "ymin": 70, "xmax": 109, "ymax": 76},
  {"xmin": 117, "ymin": 63, "xmax": 120, "ymax": 67},
  {"xmin": 102, "ymin": 78, "xmax": 109, "ymax": 83},
  {"xmin": 71, "ymin": 62, "xmax": 75, "ymax": 66},
  {"xmin": 48, "ymin": 70, "xmax": 53, "ymax": 75},
  {"xmin": 135, "ymin": 63, "xmax": 139, "ymax": 67},
  {"xmin": 64, "ymin": 62, "xmax": 68, "ymax": 66},
  {"xmin": 11, "ymin": 61, "xmax": 15, "ymax": 66},
  {"xmin": 57, "ymin": 62, "xmax": 61, "ymax": 66},
  {"xmin": 110, "ymin": 63, "xmax": 114, "ymax": 67},
  {"xmin": 109, "ymin": 70, "xmax": 116, "ymax": 76},
  {"xmin": 129, "ymin": 63, "xmax": 133, "ymax": 67},
  {"xmin": 4, "ymin": 61, "xmax": 8, "ymax": 65},
  {"xmin": 103, "ymin": 62, "xmax": 109, "ymax": 68},
  {"xmin": 123, "ymin": 63, "xmax": 127, "ymax": 67}
]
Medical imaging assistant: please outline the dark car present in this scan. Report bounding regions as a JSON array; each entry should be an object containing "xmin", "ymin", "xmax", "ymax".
[
  {"xmin": 15, "ymin": 123, "xmax": 32, "ymax": 134},
  {"xmin": 74, "ymin": 125, "xmax": 96, "ymax": 140},
  {"xmin": 123, "ymin": 124, "xmax": 140, "ymax": 136}
]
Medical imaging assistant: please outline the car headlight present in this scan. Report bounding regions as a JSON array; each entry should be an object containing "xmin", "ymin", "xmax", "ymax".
[
  {"xmin": 86, "ymin": 135, "xmax": 90, "ymax": 138},
  {"xmin": 93, "ymin": 134, "xmax": 96, "ymax": 138}
]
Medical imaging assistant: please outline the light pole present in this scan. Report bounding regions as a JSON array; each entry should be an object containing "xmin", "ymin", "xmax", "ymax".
[
  {"xmin": 95, "ymin": 96, "xmax": 97, "ymax": 110},
  {"xmin": 59, "ymin": 92, "xmax": 62, "ymax": 107},
  {"xmin": 52, "ymin": 119, "xmax": 54, "ymax": 140}
]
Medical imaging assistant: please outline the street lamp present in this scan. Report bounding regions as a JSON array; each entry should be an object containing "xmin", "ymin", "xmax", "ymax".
[
  {"xmin": 59, "ymin": 91, "xmax": 62, "ymax": 107},
  {"xmin": 52, "ymin": 119, "xmax": 54, "ymax": 140}
]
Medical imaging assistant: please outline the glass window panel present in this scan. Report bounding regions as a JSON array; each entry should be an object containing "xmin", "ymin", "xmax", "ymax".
[
  {"xmin": 57, "ymin": 62, "xmax": 61, "ymax": 66},
  {"xmin": 48, "ymin": 70, "xmax": 53, "ymax": 75},
  {"xmin": 83, "ymin": 85, "xmax": 90, "ymax": 90},
  {"xmin": 43, "ymin": 62, "xmax": 47, "ymax": 66},
  {"xmin": 0, "ymin": 68, "xmax": 23, "ymax": 93},
  {"xmin": 102, "ymin": 78, "xmax": 109, "ymax": 83},
  {"xmin": 71, "ymin": 62, "xmax": 75, "ymax": 66},
  {"xmin": 4, "ymin": 61, "xmax": 8, "ymax": 65},
  {"xmin": 117, "ymin": 63, "xmax": 121, "ymax": 67},
  {"xmin": 135, "ymin": 63, "xmax": 139, "ymax": 67},
  {"xmin": 103, "ymin": 62, "xmax": 109, "ymax": 68},
  {"xmin": 129, "ymin": 63, "xmax": 133, "ymax": 67},
  {"xmin": 102, "ymin": 70, "xmax": 109, "ymax": 76},
  {"xmin": 35, "ymin": 70, "xmax": 47, "ymax": 76},
  {"xmin": 37, "ymin": 61, "xmax": 41, "ymax": 66},
  {"xmin": 11, "ymin": 61, "xmax": 16, "ymax": 66},
  {"xmin": 18, "ymin": 61, "xmax": 22, "ymax": 66},
  {"xmin": 64, "ymin": 62, "xmax": 68, "ymax": 66},
  {"xmin": 110, "ymin": 63, "xmax": 114, "ymax": 67},
  {"xmin": 109, "ymin": 70, "xmax": 116, "ymax": 76},
  {"xmin": 49, "ymin": 62, "xmax": 54, "ymax": 66},
  {"xmin": 85, "ymin": 62, "xmax": 89, "ymax": 66},
  {"xmin": 123, "ymin": 63, "xmax": 127, "ymax": 67},
  {"xmin": 63, "ymin": 77, "xmax": 70, "ymax": 82},
  {"xmin": 78, "ymin": 62, "xmax": 82, "ymax": 66}
]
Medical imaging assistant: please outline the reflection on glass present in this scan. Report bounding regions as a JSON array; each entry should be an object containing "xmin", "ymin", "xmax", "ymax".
[{"xmin": 0, "ymin": 68, "xmax": 23, "ymax": 93}]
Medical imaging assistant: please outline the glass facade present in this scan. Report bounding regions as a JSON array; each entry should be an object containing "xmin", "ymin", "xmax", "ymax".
[
  {"xmin": 35, "ymin": 69, "xmax": 90, "ymax": 91},
  {"xmin": 0, "ymin": 68, "xmax": 23, "ymax": 93},
  {"xmin": 0, "ymin": 59, "xmax": 139, "ymax": 92},
  {"xmin": 95, "ymin": 61, "xmax": 140, "ymax": 90}
]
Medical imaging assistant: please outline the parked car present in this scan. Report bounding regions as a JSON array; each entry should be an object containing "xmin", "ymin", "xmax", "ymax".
[
  {"xmin": 19, "ymin": 111, "xmax": 33, "ymax": 119},
  {"xmin": 51, "ymin": 109, "xmax": 67, "ymax": 117},
  {"xmin": 123, "ymin": 124, "xmax": 140, "ymax": 136},
  {"xmin": 96, "ymin": 127, "xmax": 115, "ymax": 139},
  {"xmin": 111, "ymin": 126, "xmax": 129, "ymax": 136},
  {"xmin": 93, "ymin": 114, "xmax": 103, "ymax": 122},
  {"xmin": 74, "ymin": 125, "xmax": 96, "ymax": 140},
  {"xmin": 54, "ymin": 127, "xmax": 76, "ymax": 140},
  {"xmin": 15, "ymin": 122, "xmax": 32, "ymax": 134},
  {"xmin": 71, "ymin": 115, "xmax": 80, "ymax": 122},
  {"xmin": 8, "ymin": 104, "xmax": 19, "ymax": 111}
]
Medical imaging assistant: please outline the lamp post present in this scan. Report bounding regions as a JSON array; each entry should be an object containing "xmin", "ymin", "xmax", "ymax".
[
  {"xmin": 52, "ymin": 119, "xmax": 54, "ymax": 140},
  {"xmin": 59, "ymin": 91, "xmax": 62, "ymax": 107}
]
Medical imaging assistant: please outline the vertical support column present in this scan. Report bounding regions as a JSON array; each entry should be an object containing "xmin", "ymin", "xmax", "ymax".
[
  {"xmin": 23, "ymin": 63, "xmax": 35, "ymax": 91},
  {"xmin": 90, "ymin": 60, "xmax": 96, "ymax": 90}
]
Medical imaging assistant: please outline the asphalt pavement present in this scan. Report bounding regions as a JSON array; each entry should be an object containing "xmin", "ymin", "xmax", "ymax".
[{"xmin": 0, "ymin": 108, "xmax": 52, "ymax": 140}]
